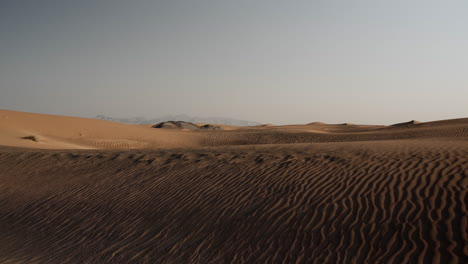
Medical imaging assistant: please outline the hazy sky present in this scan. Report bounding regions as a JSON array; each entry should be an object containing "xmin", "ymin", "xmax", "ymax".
[{"xmin": 1, "ymin": 0, "xmax": 467, "ymax": 125}]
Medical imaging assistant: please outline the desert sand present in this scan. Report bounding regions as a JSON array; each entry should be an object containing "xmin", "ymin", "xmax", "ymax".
[{"xmin": 0, "ymin": 109, "xmax": 466, "ymax": 263}]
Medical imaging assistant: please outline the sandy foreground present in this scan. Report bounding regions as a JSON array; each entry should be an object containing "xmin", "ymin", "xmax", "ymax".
[{"xmin": 0, "ymin": 109, "xmax": 467, "ymax": 263}]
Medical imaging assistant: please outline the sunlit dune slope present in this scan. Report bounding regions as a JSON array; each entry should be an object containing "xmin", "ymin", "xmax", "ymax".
[{"xmin": 0, "ymin": 109, "xmax": 204, "ymax": 149}]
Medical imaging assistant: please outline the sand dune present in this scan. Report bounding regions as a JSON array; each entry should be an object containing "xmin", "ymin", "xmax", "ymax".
[
  {"xmin": 0, "ymin": 109, "xmax": 467, "ymax": 263},
  {"xmin": 0, "ymin": 109, "xmax": 205, "ymax": 149},
  {"xmin": 2, "ymin": 109, "xmax": 467, "ymax": 150},
  {"xmin": 391, "ymin": 120, "xmax": 421, "ymax": 127}
]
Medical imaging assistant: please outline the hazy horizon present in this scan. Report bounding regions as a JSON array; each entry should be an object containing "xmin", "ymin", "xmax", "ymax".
[{"xmin": 1, "ymin": 1, "xmax": 468, "ymax": 125}]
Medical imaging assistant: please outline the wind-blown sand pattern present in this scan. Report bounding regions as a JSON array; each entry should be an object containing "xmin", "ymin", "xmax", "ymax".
[{"xmin": 0, "ymin": 110, "xmax": 467, "ymax": 263}]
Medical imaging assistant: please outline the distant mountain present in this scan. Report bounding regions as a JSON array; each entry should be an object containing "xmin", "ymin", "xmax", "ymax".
[{"xmin": 94, "ymin": 114, "xmax": 261, "ymax": 126}]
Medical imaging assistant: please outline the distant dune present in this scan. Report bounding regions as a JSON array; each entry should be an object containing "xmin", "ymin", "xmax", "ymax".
[
  {"xmin": 0, "ymin": 109, "xmax": 467, "ymax": 263},
  {"xmin": 153, "ymin": 121, "xmax": 224, "ymax": 131},
  {"xmin": 307, "ymin": 122, "xmax": 327, "ymax": 125},
  {"xmin": 391, "ymin": 120, "xmax": 421, "ymax": 127},
  {"xmin": 152, "ymin": 121, "xmax": 201, "ymax": 130}
]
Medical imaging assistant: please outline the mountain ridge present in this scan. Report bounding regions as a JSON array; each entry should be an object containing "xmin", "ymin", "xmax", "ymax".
[{"xmin": 95, "ymin": 114, "xmax": 261, "ymax": 126}]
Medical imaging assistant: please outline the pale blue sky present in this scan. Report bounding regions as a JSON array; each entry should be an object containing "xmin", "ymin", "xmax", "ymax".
[{"xmin": 1, "ymin": 0, "xmax": 467, "ymax": 124}]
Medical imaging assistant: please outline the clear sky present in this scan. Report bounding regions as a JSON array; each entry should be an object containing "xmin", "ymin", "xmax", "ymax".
[{"xmin": 1, "ymin": 0, "xmax": 467, "ymax": 125}]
